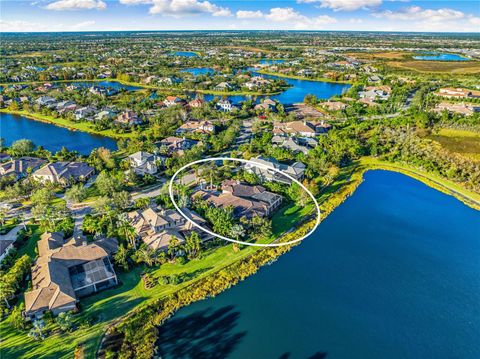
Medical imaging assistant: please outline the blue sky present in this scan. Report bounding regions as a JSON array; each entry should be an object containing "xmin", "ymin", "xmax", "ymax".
[{"xmin": 1, "ymin": 0, "xmax": 479, "ymax": 32}]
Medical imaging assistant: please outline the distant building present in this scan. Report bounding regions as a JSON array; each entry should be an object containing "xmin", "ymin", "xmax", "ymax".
[
  {"xmin": 155, "ymin": 136, "xmax": 198, "ymax": 155},
  {"xmin": 433, "ymin": 102, "xmax": 480, "ymax": 116},
  {"xmin": 217, "ymin": 99, "xmax": 233, "ymax": 112},
  {"xmin": 273, "ymin": 120, "xmax": 331, "ymax": 137},
  {"xmin": 436, "ymin": 88, "xmax": 480, "ymax": 99},
  {"xmin": 176, "ymin": 121, "xmax": 215, "ymax": 135},
  {"xmin": 115, "ymin": 110, "xmax": 142, "ymax": 126}
]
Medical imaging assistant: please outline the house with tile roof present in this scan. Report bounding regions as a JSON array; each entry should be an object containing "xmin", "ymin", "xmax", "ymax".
[
  {"xmin": 23, "ymin": 233, "xmax": 118, "ymax": 320},
  {"xmin": 32, "ymin": 162, "xmax": 94, "ymax": 185}
]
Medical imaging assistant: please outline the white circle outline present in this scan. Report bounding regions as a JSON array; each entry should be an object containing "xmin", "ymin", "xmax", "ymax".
[{"xmin": 168, "ymin": 157, "xmax": 321, "ymax": 247}]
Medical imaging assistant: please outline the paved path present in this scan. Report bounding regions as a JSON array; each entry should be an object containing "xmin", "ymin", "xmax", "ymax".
[{"xmin": 0, "ymin": 225, "xmax": 22, "ymax": 242}]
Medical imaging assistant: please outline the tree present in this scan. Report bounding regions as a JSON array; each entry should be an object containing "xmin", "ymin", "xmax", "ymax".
[
  {"xmin": 95, "ymin": 171, "xmax": 123, "ymax": 196},
  {"xmin": 135, "ymin": 245, "xmax": 155, "ymax": 267},
  {"xmin": 185, "ymin": 232, "xmax": 201, "ymax": 259},
  {"xmin": 229, "ymin": 224, "xmax": 245, "ymax": 240},
  {"xmin": 114, "ymin": 244, "xmax": 130, "ymax": 271},
  {"xmin": 167, "ymin": 237, "xmax": 180, "ymax": 260},
  {"xmin": 11, "ymin": 303, "xmax": 28, "ymax": 330},
  {"xmin": 56, "ymin": 311, "xmax": 74, "ymax": 332},
  {"xmin": 28, "ymin": 320, "xmax": 46, "ymax": 341},
  {"xmin": 10, "ymin": 139, "xmax": 35, "ymax": 156},
  {"xmin": 65, "ymin": 183, "xmax": 87, "ymax": 203},
  {"xmin": 117, "ymin": 215, "xmax": 137, "ymax": 249}
]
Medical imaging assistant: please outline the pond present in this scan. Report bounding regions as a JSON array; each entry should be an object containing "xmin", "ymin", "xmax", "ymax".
[
  {"xmin": 413, "ymin": 53, "xmax": 470, "ymax": 61},
  {"xmin": 68, "ymin": 81, "xmax": 143, "ymax": 92},
  {"xmin": 158, "ymin": 171, "xmax": 480, "ymax": 359},
  {"xmin": 180, "ymin": 68, "xmax": 216, "ymax": 76},
  {"xmin": 258, "ymin": 59, "xmax": 286, "ymax": 65},
  {"xmin": 172, "ymin": 51, "xmax": 199, "ymax": 57},
  {"xmin": 0, "ymin": 113, "xmax": 117, "ymax": 154}
]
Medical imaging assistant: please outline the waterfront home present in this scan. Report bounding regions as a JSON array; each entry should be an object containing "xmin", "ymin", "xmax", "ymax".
[
  {"xmin": 95, "ymin": 109, "xmax": 117, "ymax": 121},
  {"xmin": 155, "ymin": 136, "xmax": 199, "ymax": 155},
  {"xmin": 433, "ymin": 102, "xmax": 480, "ymax": 116},
  {"xmin": 74, "ymin": 106, "xmax": 97, "ymax": 121},
  {"xmin": 245, "ymin": 156, "xmax": 306, "ymax": 184},
  {"xmin": 217, "ymin": 99, "xmax": 233, "ymax": 112},
  {"xmin": 188, "ymin": 98, "xmax": 204, "ymax": 108},
  {"xmin": 158, "ymin": 77, "xmax": 182, "ymax": 85},
  {"xmin": 320, "ymin": 101, "xmax": 347, "ymax": 111},
  {"xmin": 23, "ymin": 233, "xmax": 118, "ymax": 320},
  {"xmin": 0, "ymin": 157, "xmax": 47, "ymax": 182},
  {"xmin": 215, "ymin": 82, "xmax": 234, "ymax": 91},
  {"xmin": 56, "ymin": 100, "xmax": 76, "ymax": 111},
  {"xmin": 33, "ymin": 162, "xmax": 95, "ymax": 185},
  {"xmin": 127, "ymin": 151, "xmax": 162, "ymax": 175},
  {"xmin": 436, "ymin": 87, "xmax": 480, "ymax": 99},
  {"xmin": 115, "ymin": 110, "xmax": 142, "ymax": 126},
  {"xmin": 176, "ymin": 120, "xmax": 215, "ymax": 135},
  {"xmin": 273, "ymin": 120, "xmax": 331, "ymax": 137},
  {"xmin": 164, "ymin": 96, "xmax": 186, "ymax": 107},
  {"xmin": 35, "ymin": 96, "xmax": 57, "ymax": 107},
  {"xmin": 193, "ymin": 179, "xmax": 282, "ymax": 219},
  {"xmin": 127, "ymin": 206, "xmax": 210, "ymax": 251},
  {"xmin": 254, "ymin": 98, "xmax": 277, "ymax": 112}
]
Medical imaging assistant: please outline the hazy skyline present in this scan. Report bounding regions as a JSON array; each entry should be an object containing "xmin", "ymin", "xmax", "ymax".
[{"xmin": 1, "ymin": 0, "xmax": 479, "ymax": 33}]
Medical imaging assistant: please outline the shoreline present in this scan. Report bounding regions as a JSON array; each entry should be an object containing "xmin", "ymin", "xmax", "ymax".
[
  {"xmin": 254, "ymin": 69, "xmax": 352, "ymax": 84},
  {"xmin": 99, "ymin": 162, "xmax": 480, "ymax": 357},
  {"xmin": 0, "ymin": 109, "xmax": 130, "ymax": 140}
]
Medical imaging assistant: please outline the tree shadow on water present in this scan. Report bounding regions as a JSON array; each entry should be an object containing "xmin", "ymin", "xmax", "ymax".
[
  {"xmin": 156, "ymin": 305, "xmax": 246, "ymax": 359},
  {"xmin": 278, "ymin": 351, "xmax": 328, "ymax": 359}
]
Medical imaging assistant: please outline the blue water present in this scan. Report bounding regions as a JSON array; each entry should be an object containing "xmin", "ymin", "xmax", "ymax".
[
  {"xmin": 258, "ymin": 59, "xmax": 286, "ymax": 65},
  {"xmin": 181, "ymin": 68, "xmax": 216, "ymax": 76},
  {"xmin": 158, "ymin": 171, "xmax": 480, "ymax": 359},
  {"xmin": 413, "ymin": 53, "xmax": 470, "ymax": 61},
  {"xmin": 172, "ymin": 51, "xmax": 199, "ymax": 57},
  {"xmin": 68, "ymin": 81, "xmax": 143, "ymax": 91},
  {"xmin": 0, "ymin": 113, "xmax": 117, "ymax": 154}
]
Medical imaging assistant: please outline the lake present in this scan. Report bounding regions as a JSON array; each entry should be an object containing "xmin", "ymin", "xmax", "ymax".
[
  {"xmin": 181, "ymin": 68, "xmax": 216, "ymax": 76},
  {"xmin": 413, "ymin": 53, "xmax": 470, "ymax": 61},
  {"xmin": 258, "ymin": 59, "xmax": 286, "ymax": 65},
  {"xmin": 158, "ymin": 171, "xmax": 480, "ymax": 359},
  {"xmin": 68, "ymin": 81, "xmax": 143, "ymax": 92},
  {"xmin": 0, "ymin": 113, "xmax": 117, "ymax": 154},
  {"xmin": 172, "ymin": 51, "xmax": 199, "ymax": 57}
]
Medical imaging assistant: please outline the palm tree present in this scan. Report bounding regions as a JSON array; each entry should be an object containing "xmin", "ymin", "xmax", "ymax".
[
  {"xmin": 229, "ymin": 224, "xmax": 245, "ymax": 240},
  {"xmin": 167, "ymin": 236, "xmax": 180, "ymax": 260},
  {"xmin": 137, "ymin": 245, "xmax": 155, "ymax": 267},
  {"xmin": 117, "ymin": 215, "xmax": 137, "ymax": 249},
  {"xmin": 114, "ymin": 244, "xmax": 130, "ymax": 271},
  {"xmin": 185, "ymin": 232, "xmax": 201, "ymax": 259}
]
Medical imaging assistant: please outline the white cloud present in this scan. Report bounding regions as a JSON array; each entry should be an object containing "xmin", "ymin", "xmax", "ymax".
[
  {"xmin": 45, "ymin": 0, "xmax": 106, "ymax": 10},
  {"xmin": 236, "ymin": 10, "xmax": 264, "ymax": 19},
  {"xmin": 265, "ymin": 7, "xmax": 304, "ymax": 22},
  {"xmin": 375, "ymin": 6, "xmax": 463, "ymax": 21},
  {"xmin": 120, "ymin": 0, "xmax": 231, "ymax": 17},
  {"xmin": 264, "ymin": 7, "xmax": 336, "ymax": 29},
  {"xmin": 374, "ymin": 6, "xmax": 480, "ymax": 32},
  {"xmin": 298, "ymin": 0, "xmax": 382, "ymax": 11},
  {"xmin": 0, "ymin": 19, "xmax": 97, "ymax": 32}
]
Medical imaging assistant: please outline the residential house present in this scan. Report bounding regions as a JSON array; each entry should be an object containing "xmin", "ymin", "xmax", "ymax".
[
  {"xmin": 254, "ymin": 98, "xmax": 277, "ymax": 112},
  {"xmin": 193, "ymin": 180, "xmax": 282, "ymax": 219},
  {"xmin": 0, "ymin": 157, "xmax": 47, "ymax": 182},
  {"xmin": 273, "ymin": 120, "xmax": 331, "ymax": 137},
  {"xmin": 188, "ymin": 98, "xmax": 204, "ymax": 108},
  {"xmin": 156, "ymin": 136, "xmax": 198, "ymax": 155},
  {"xmin": 128, "ymin": 151, "xmax": 161, "ymax": 175},
  {"xmin": 95, "ymin": 109, "xmax": 117, "ymax": 121},
  {"xmin": 436, "ymin": 87, "xmax": 480, "ymax": 99},
  {"xmin": 35, "ymin": 96, "xmax": 57, "ymax": 108},
  {"xmin": 244, "ymin": 156, "xmax": 306, "ymax": 185},
  {"xmin": 358, "ymin": 86, "xmax": 391, "ymax": 101},
  {"xmin": 164, "ymin": 96, "xmax": 186, "ymax": 107},
  {"xmin": 115, "ymin": 110, "xmax": 142, "ymax": 126},
  {"xmin": 33, "ymin": 162, "xmax": 95, "ymax": 185},
  {"xmin": 23, "ymin": 233, "xmax": 118, "ymax": 320},
  {"xmin": 215, "ymin": 82, "xmax": 234, "ymax": 91},
  {"xmin": 272, "ymin": 136, "xmax": 310, "ymax": 155},
  {"xmin": 434, "ymin": 102, "xmax": 480, "ymax": 116},
  {"xmin": 320, "ymin": 101, "xmax": 347, "ymax": 111},
  {"xmin": 74, "ymin": 106, "xmax": 97, "ymax": 121},
  {"xmin": 176, "ymin": 121, "xmax": 215, "ymax": 135},
  {"xmin": 127, "ymin": 206, "xmax": 210, "ymax": 251},
  {"xmin": 217, "ymin": 99, "xmax": 233, "ymax": 112}
]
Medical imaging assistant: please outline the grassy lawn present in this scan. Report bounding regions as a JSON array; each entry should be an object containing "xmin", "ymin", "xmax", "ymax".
[
  {"xmin": 387, "ymin": 60, "xmax": 480, "ymax": 74},
  {"xmin": 271, "ymin": 202, "xmax": 314, "ymax": 236},
  {"xmin": 428, "ymin": 128, "xmax": 480, "ymax": 161}
]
